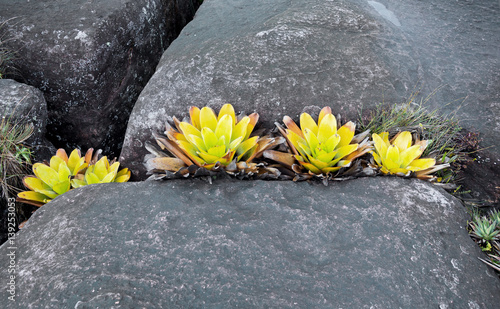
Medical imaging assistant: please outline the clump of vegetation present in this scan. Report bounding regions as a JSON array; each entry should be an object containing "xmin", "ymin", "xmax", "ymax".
[
  {"xmin": 0, "ymin": 19, "xmax": 17, "ymax": 79},
  {"xmin": 18, "ymin": 148, "xmax": 131, "ymax": 207},
  {"xmin": 265, "ymin": 106, "xmax": 371, "ymax": 180},
  {"xmin": 370, "ymin": 131, "xmax": 448, "ymax": 181},
  {"xmin": 145, "ymin": 103, "xmax": 282, "ymax": 180},
  {"xmin": 358, "ymin": 92, "xmax": 470, "ymax": 185},
  {"xmin": 468, "ymin": 209, "xmax": 500, "ymax": 272},
  {"xmin": 0, "ymin": 114, "xmax": 33, "ymax": 202}
]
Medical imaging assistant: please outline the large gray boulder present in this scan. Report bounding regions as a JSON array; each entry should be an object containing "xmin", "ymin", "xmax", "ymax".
[
  {"xmin": 119, "ymin": 0, "xmax": 500, "ymax": 204},
  {"xmin": 0, "ymin": 0, "xmax": 199, "ymax": 157},
  {"xmin": 0, "ymin": 178, "xmax": 499, "ymax": 308},
  {"xmin": 0, "ymin": 79, "xmax": 55, "ymax": 161}
]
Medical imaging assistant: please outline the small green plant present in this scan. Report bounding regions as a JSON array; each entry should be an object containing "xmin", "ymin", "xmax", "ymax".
[
  {"xmin": 18, "ymin": 148, "xmax": 131, "ymax": 207},
  {"xmin": 0, "ymin": 115, "xmax": 33, "ymax": 201},
  {"xmin": 470, "ymin": 216, "xmax": 499, "ymax": 242}
]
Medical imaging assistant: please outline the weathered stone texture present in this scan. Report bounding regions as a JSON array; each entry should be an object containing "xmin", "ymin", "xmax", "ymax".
[
  {"xmin": 0, "ymin": 0, "xmax": 199, "ymax": 157},
  {"xmin": 0, "ymin": 178, "xmax": 499, "ymax": 308}
]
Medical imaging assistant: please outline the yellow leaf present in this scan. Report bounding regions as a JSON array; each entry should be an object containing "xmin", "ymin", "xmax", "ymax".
[
  {"xmin": 217, "ymin": 103, "xmax": 236, "ymax": 126},
  {"xmin": 245, "ymin": 113, "xmax": 259, "ymax": 140},
  {"xmin": 179, "ymin": 122, "xmax": 202, "ymax": 140},
  {"xmin": 318, "ymin": 106, "xmax": 332, "ymax": 126},
  {"xmin": 50, "ymin": 155, "xmax": 65, "ymax": 171},
  {"xmin": 215, "ymin": 114, "xmax": 233, "ymax": 146},
  {"xmin": 393, "ymin": 131, "xmax": 412, "ymax": 152},
  {"xmin": 386, "ymin": 145, "xmax": 401, "ymax": 166},
  {"xmin": 399, "ymin": 145, "xmax": 423, "ymax": 168},
  {"xmin": 300, "ymin": 112, "xmax": 318, "ymax": 136},
  {"xmin": 236, "ymin": 136, "xmax": 258, "ymax": 160},
  {"xmin": 232, "ymin": 116, "xmax": 250, "ymax": 141},
  {"xmin": 372, "ymin": 133, "xmax": 388, "ymax": 159},
  {"xmin": 324, "ymin": 134, "xmax": 341, "ymax": 153},
  {"xmin": 333, "ymin": 144, "xmax": 358, "ymax": 160},
  {"xmin": 283, "ymin": 116, "xmax": 303, "ymax": 138},
  {"xmin": 33, "ymin": 163, "xmax": 59, "ymax": 188},
  {"xmin": 407, "ymin": 158, "xmax": 436, "ymax": 171},
  {"xmin": 17, "ymin": 191, "xmax": 50, "ymax": 203},
  {"xmin": 337, "ymin": 122, "xmax": 355, "ymax": 148},
  {"xmin": 189, "ymin": 106, "xmax": 201, "ymax": 129},
  {"xmin": 52, "ymin": 180, "xmax": 70, "ymax": 195},
  {"xmin": 201, "ymin": 127, "xmax": 218, "ymax": 149},
  {"xmin": 200, "ymin": 106, "xmax": 218, "ymax": 131},
  {"xmin": 317, "ymin": 113, "xmax": 337, "ymax": 143},
  {"xmin": 85, "ymin": 173, "xmax": 101, "ymax": 185},
  {"xmin": 303, "ymin": 128, "xmax": 319, "ymax": 152}
]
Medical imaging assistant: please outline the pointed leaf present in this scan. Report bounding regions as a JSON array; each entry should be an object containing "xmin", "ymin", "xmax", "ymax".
[
  {"xmin": 372, "ymin": 133, "xmax": 388, "ymax": 159},
  {"xmin": 55, "ymin": 148, "xmax": 69, "ymax": 162},
  {"xmin": 179, "ymin": 122, "xmax": 202, "ymax": 140},
  {"xmin": 189, "ymin": 106, "xmax": 201, "ymax": 129},
  {"xmin": 318, "ymin": 106, "xmax": 332, "ymax": 126},
  {"xmin": 85, "ymin": 172, "xmax": 101, "ymax": 185},
  {"xmin": 232, "ymin": 117, "xmax": 250, "ymax": 141},
  {"xmin": 218, "ymin": 103, "xmax": 236, "ymax": 125},
  {"xmin": 324, "ymin": 134, "xmax": 341, "ymax": 153},
  {"xmin": 337, "ymin": 122, "xmax": 355, "ymax": 148},
  {"xmin": 333, "ymin": 144, "xmax": 358, "ymax": 160},
  {"xmin": 57, "ymin": 162, "xmax": 71, "ymax": 182},
  {"xmin": 407, "ymin": 158, "xmax": 436, "ymax": 171},
  {"xmin": 303, "ymin": 128, "xmax": 319, "ymax": 152},
  {"xmin": 393, "ymin": 131, "xmax": 412, "ymax": 152},
  {"xmin": 245, "ymin": 113, "xmax": 259, "ymax": 140},
  {"xmin": 236, "ymin": 136, "xmax": 258, "ymax": 160},
  {"xmin": 399, "ymin": 145, "xmax": 423, "ymax": 168},
  {"xmin": 215, "ymin": 114, "xmax": 233, "ymax": 146},
  {"xmin": 17, "ymin": 191, "xmax": 50, "ymax": 204},
  {"xmin": 317, "ymin": 113, "xmax": 337, "ymax": 143},
  {"xmin": 283, "ymin": 116, "xmax": 303, "ymax": 138},
  {"xmin": 386, "ymin": 145, "xmax": 401, "ymax": 166}
]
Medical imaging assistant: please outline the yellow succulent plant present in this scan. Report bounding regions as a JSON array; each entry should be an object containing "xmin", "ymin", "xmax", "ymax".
[
  {"xmin": 149, "ymin": 104, "xmax": 278, "ymax": 171},
  {"xmin": 18, "ymin": 148, "xmax": 131, "ymax": 207},
  {"xmin": 269, "ymin": 107, "xmax": 371, "ymax": 175},
  {"xmin": 371, "ymin": 131, "xmax": 448, "ymax": 179},
  {"xmin": 72, "ymin": 156, "xmax": 130, "ymax": 188}
]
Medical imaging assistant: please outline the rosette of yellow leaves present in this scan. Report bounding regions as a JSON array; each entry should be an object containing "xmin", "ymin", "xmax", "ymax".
[
  {"xmin": 72, "ymin": 156, "xmax": 131, "ymax": 188},
  {"xmin": 17, "ymin": 148, "xmax": 92, "ymax": 206},
  {"xmin": 371, "ymin": 131, "xmax": 448, "ymax": 180},
  {"xmin": 266, "ymin": 107, "xmax": 371, "ymax": 175},
  {"xmin": 146, "ymin": 104, "xmax": 280, "ymax": 173},
  {"xmin": 18, "ymin": 148, "xmax": 131, "ymax": 207}
]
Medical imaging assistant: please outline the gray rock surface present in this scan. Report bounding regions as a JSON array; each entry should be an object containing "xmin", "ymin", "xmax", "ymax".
[
  {"xmin": 0, "ymin": 177, "xmax": 499, "ymax": 308},
  {"xmin": 119, "ymin": 0, "xmax": 500, "ymax": 204},
  {"xmin": 0, "ymin": 79, "xmax": 55, "ymax": 161},
  {"xmin": 0, "ymin": 0, "xmax": 199, "ymax": 157}
]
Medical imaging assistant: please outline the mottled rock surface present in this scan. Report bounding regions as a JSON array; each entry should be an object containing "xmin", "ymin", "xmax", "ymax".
[
  {"xmin": 0, "ymin": 178, "xmax": 499, "ymax": 308},
  {"xmin": 120, "ymin": 0, "xmax": 500, "ymax": 204},
  {"xmin": 0, "ymin": 79, "xmax": 55, "ymax": 160},
  {"xmin": 0, "ymin": 0, "xmax": 199, "ymax": 157}
]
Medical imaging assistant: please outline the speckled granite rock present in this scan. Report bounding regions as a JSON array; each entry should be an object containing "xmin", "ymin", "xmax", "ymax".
[
  {"xmin": 0, "ymin": 0, "xmax": 199, "ymax": 157},
  {"xmin": 0, "ymin": 178, "xmax": 498, "ymax": 308}
]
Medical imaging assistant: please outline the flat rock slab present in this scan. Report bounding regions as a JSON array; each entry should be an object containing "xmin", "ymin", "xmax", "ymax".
[
  {"xmin": 1, "ymin": 178, "xmax": 499, "ymax": 308},
  {"xmin": 0, "ymin": 0, "xmax": 198, "ymax": 156}
]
